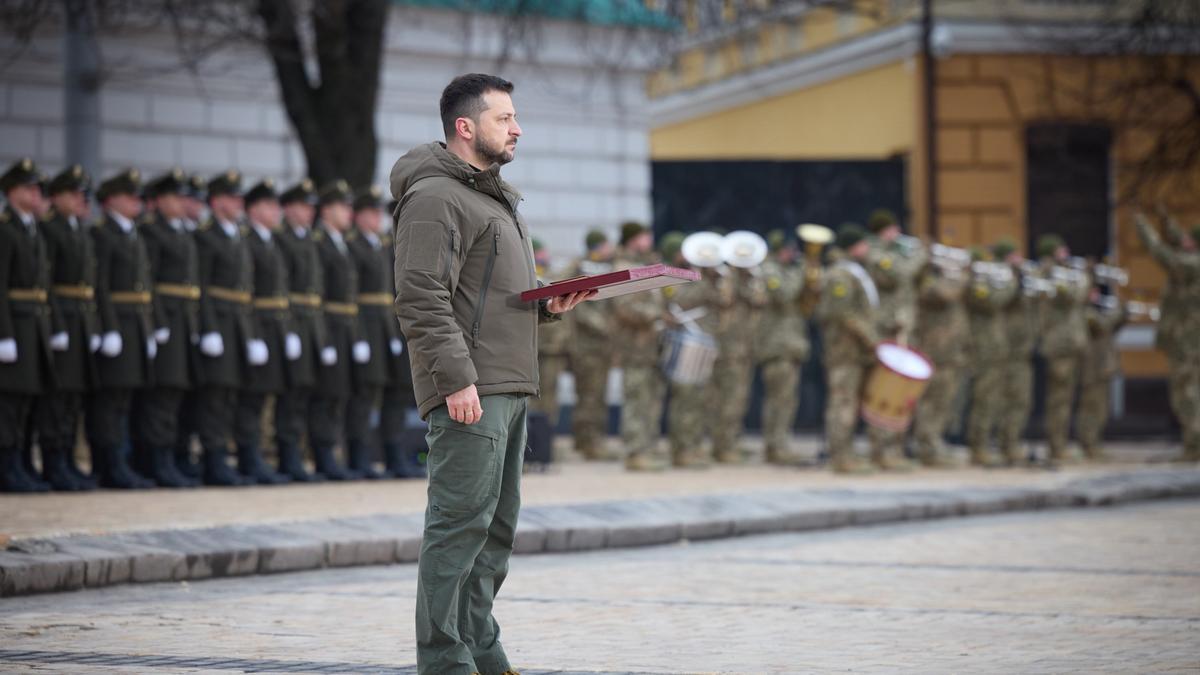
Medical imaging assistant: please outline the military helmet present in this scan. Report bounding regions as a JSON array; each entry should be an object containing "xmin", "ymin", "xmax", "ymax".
[
  {"xmin": 991, "ymin": 238, "xmax": 1017, "ymax": 260},
  {"xmin": 1035, "ymin": 233, "xmax": 1065, "ymax": 259},
  {"xmin": 48, "ymin": 164, "xmax": 90, "ymax": 196},
  {"xmin": 766, "ymin": 229, "xmax": 787, "ymax": 252},
  {"xmin": 207, "ymin": 169, "xmax": 243, "ymax": 199},
  {"xmin": 0, "ymin": 157, "xmax": 40, "ymax": 193},
  {"xmin": 96, "ymin": 168, "xmax": 142, "ymax": 202},
  {"xmin": 867, "ymin": 208, "xmax": 898, "ymax": 233},
  {"xmin": 243, "ymin": 178, "xmax": 279, "ymax": 207},
  {"xmin": 658, "ymin": 230, "xmax": 686, "ymax": 262},
  {"xmin": 835, "ymin": 222, "xmax": 867, "ymax": 250}
]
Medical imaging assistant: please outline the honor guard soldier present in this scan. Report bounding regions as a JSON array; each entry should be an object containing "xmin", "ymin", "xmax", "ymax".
[
  {"xmin": 194, "ymin": 170, "xmax": 260, "ymax": 486},
  {"xmin": 182, "ymin": 175, "xmax": 207, "ymax": 232},
  {"xmin": 132, "ymin": 168, "xmax": 200, "ymax": 487},
  {"xmin": 756, "ymin": 230, "xmax": 812, "ymax": 465},
  {"xmin": 568, "ymin": 229, "xmax": 619, "ymax": 460},
  {"xmin": 173, "ymin": 173, "xmax": 209, "ymax": 477},
  {"xmin": 311, "ymin": 179, "xmax": 367, "ymax": 480},
  {"xmin": 377, "ymin": 198, "xmax": 424, "ymax": 478},
  {"xmin": 33, "ymin": 164, "xmax": 99, "ymax": 490},
  {"xmin": 87, "ymin": 168, "xmax": 156, "ymax": 489},
  {"xmin": 232, "ymin": 179, "xmax": 292, "ymax": 484},
  {"xmin": 1078, "ymin": 281, "xmax": 1128, "ymax": 460},
  {"xmin": 274, "ymin": 179, "xmax": 325, "ymax": 481},
  {"xmin": 964, "ymin": 248, "xmax": 1019, "ymax": 466},
  {"xmin": 995, "ymin": 240, "xmax": 1042, "ymax": 465},
  {"xmin": 344, "ymin": 185, "xmax": 395, "ymax": 479},
  {"xmin": 0, "ymin": 158, "xmax": 56, "ymax": 492},
  {"xmin": 1036, "ymin": 234, "xmax": 1089, "ymax": 465}
]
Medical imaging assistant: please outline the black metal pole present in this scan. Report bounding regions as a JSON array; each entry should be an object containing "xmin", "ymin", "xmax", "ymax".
[{"xmin": 921, "ymin": 0, "xmax": 938, "ymax": 240}]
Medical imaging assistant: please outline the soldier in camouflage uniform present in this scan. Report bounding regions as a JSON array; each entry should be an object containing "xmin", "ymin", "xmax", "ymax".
[
  {"xmin": 756, "ymin": 230, "xmax": 810, "ymax": 465},
  {"xmin": 911, "ymin": 254, "xmax": 969, "ymax": 468},
  {"xmin": 816, "ymin": 224, "xmax": 879, "ymax": 474},
  {"xmin": 708, "ymin": 253, "xmax": 766, "ymax": 464},
  {"xmin": 1077, "ymin": 285, "xmax": 1128, "ymax": 460},
  {"xmin": 568, "ymin": 229, "xmax": 618, "ymax": 460},
  {"xmin": 863, "ymin": 209, "xmax": 925, "ymax": 471},
  {"xmin": 1036, "ymin": 234, "xmax": 1090, "ymax": 464},
  {"xmin": 531, "ymin": 239, "xmax": 568, "ymax": 426},
  {"xmin": 995, "ymin": 240, "xmax": 1041, "ymax": 464},
  {"xmin": 611, "ymin": 223, "xmax": 666, "ymax": 471},
  {"xmin": 1136, "ymin": 214, "xmax": 1200, "ymax": 461},
  {"xmin": 964, "ymin": 249, "xmax": 1019, "ymax": 466}
]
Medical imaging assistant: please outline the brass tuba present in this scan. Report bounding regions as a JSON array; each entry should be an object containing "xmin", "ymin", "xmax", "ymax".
[{"xmin": 796, "ymin": 223, "xmax": 833, "ymax": 317}]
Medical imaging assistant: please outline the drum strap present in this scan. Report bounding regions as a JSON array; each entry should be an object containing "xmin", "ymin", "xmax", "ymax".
[{"xmin": 842, "ymin": 261, "xmax": 879, "ymax": 307}]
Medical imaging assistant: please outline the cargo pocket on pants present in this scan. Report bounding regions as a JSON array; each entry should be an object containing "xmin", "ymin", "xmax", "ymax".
[{"xmin": 425, "ymin": 421, "xmax": 501, "ymax": 517}]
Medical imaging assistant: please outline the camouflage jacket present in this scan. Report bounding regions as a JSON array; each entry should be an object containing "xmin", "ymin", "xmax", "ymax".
[
  {"xmin": 566, "ymin": 254, "xmax": 615, "ymax": 356},
  {"xmin": 912, "ymin": 265, "xmax": 968, "ymax": 367},
  {"xmin": 1002, "ymin": 268, "xmax": 1041, "ymax": 359},
  {"xmin": 611, "ymin": 256, "xmax": 664, "ymax": 368},
  {"xmin": 866, "ymin": 236, "xmax": 928, "ymax": 343},
  {"xmin": 1082, "ymin": 301, "xmax": 1128, "ymax": 384},
  {"xmin": 663, "ymin": 266, "xmax": 729, "ymax": 337},
  {"xmin": 1038, "ymin": 260, "xmax": 1089, "ymax": 359},
  {"xmin": 965, "ymin": 268, "xmax": 1018, "ymax": 366},
  {"xmin": 755, "ymin": 258, "xmax": 810, "ymax": 363},
  {"xmin": 816, "ymin": 259, "xmax": 879, "ymax": 366},
  {"xmin": 714, "ymin": 267, "xmax": 767, "ymax": 360},
  {"xmin": 1136, "ymin": 215, "xmax": 1200, "ymax": 359}
]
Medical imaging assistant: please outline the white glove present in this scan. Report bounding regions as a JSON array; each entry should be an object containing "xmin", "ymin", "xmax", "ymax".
[
  {"xmin": 320, "ymin": 345, "xmax": 337, "ymax": 366},
  {"xmin": 146, "ymin": 338, "xmax": 157, "ymax": 360},
  {"xmin": 200, "ymin": 332, "xmax": 224, "ymax": 357},
  {"xmin": 352, "ymin": 340, "xmax": 371, "ymax": 364},
  {"xmin": 90, "ymin": 334, "xmax": 102, "ymax": 353},
  {"xmin": 0, "ymin": 338, "xmax": 16, "ymax": 363},
  {"xmin": 100, "ymin": 331, "xmax": 123, "ymax": 357},
  {"xmin": 389, "ymin": 338, "xmax": 403, "ymax": 355},
  {"xmin": 246, "ymin": 339, "xmax": 269, "ymax": 366},
  {"xmin": 50, "ymin": 332, "xmax": 69, "ymax": 352},
  {"xmin": 285, "ymin": 332, "xmax": 302, "ymax": 361},
  {"xmin": 154, "ymin": 327, "xmax": 170, "ymax": 344}
]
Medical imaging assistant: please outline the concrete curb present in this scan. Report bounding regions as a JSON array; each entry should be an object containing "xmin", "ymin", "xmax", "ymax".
[{"xmin": 3, "ymin": 467, "xmax": 1198, "ymax": 598}]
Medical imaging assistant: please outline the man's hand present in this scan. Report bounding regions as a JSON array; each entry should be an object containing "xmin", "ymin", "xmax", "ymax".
[
  {"xmin": 545, "ymin": 289, "xmax": 596, "ymax": 314},
  {"xmin": 446, "ymin": 384, "xmax": 483, "ymax": 425}
]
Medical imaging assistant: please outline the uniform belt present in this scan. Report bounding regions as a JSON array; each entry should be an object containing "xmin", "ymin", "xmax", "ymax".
[
  {"xmin": 323, "ymin": 301, "xmax": 359, "ymax": 316},
  {"xmin": 357, "ymin": 293, "xmax": 393, "ymax": 306},
  {"xmin": 157, "ymin": 283, "xmax": 201, "ymax": 300},
  {"xmin": 206, "ymin": 286, "xmax": 252, "ymax": 304},
  {"xmin": 52, "ymin": 284, "xmax": 95, "ymax": 300},
  {"xmin": 253, "ymin": 296, "xmax": 290, "ymax": 310},
  {"xmin": 110, "ymin": 291, "xmax": 152, "ymax": 305},
  {"xmin": 7, "ymin": 288, "xmax": 48, "ymax": 303},
  {"xmin": 288, "ymin": 293, "xmax": 321, "ymax": 307}
]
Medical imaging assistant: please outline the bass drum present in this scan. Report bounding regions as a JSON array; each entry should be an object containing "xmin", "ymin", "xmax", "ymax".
[
  {"xmin": 659, "ymin": 328, "xmax": 718, "ymax": 385},
  {"xmin": 861, "ymin": 342, "xmax": 934, "ymax": 432}
]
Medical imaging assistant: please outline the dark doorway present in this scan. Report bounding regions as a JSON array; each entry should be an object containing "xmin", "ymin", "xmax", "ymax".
[{"xmin": 1025, "ymin": 123, "xmax": 1112, "ymax": 259}]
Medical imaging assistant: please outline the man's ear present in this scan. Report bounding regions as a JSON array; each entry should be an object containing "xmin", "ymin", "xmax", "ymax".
[{"xmin": 456, "ymin": 117, "xmax": 474, "ymax": 141}]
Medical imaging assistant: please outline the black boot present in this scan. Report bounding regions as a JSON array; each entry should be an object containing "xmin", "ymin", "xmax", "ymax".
[
  {"xmin": 237, "ymin": 443, "xmax": 290, "ymax": 485},
  {"xmin": 64, "ymin": 447, "xmax": 98, "ymax": 490},
  {"xmin": 277, "ymin": 442, "xmax": 323, "ymax": 482},
  {"xmin": 42, "ymin": 445, "xmax": 86, "ymax": 491},
  {"xmin": 202, "ymin": 446, "xmax": 250, "ymax": 487},
  {"xmin": 1, "ymin": 446, "xmax": 50, "ymax": 493},
  {"xmin": 94, "ymin": 445, "xmax": 153, "ymax": 490},
  {"xmin": 175, "ymin": 438, "xmax": 201, "ymax": 480},
  {"xmin": 382, "ymin": 442, "xmax": 408, "ymax": 478},
  {"xmin": 313, "ymin": 444, "xmax": 361, "ymax": 481},
  {"xmin": 347, "ymin": 440, "xmax": 384, "ymax": 479},
  {"xmin": 150, "ymin": 446, "xmax": 198, "ymax": 488}
]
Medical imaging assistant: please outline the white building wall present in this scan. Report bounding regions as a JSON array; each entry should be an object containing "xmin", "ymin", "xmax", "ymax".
[{"xmin": 0, "ymin": 8, "xmax": 658, "ymax": 260}]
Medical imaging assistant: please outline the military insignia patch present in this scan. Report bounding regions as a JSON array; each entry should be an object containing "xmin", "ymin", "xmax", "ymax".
[{"xmin": 833, "ymin": 284, "xmax": 847, "ymax": 298}]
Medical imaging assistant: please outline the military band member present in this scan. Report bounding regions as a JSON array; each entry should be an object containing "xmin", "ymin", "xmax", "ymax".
[
  {"xmin": 232, "ymin": 179, "xmax": 292, "ymax": 484},
  {"xmin": 569, "ymin": 229, "xmax": 618, "ymax": 460},
  {"xmin": 1037, "ymin": 234, "xmax": 1089, "ymax": 465},
  {"xmin": 87, "ymin": 168, "xmax": 156, "ymax": 489},
  {"xmin": 964, "ymin": 249, "xmax": 1019, "ymax": 466},
  {"xmin": 1077, "ymin": 285, "xmax": 1128, "ymax": 460},
  {"xmin": 709, "ymin": 252, "xmax": 766, "ymax": 464},
  {"xmin": 816, "ymin": 224, "xmax": 879, "ymax": 474},
  {"xmin": 194, "ymin": 170, "xmax": 259, "ymax": 486},
  {"xmin": 345, "ymin": 185, "xmax": 398, "ymax": 479},
  {"xmin": 33, "ymin": 164, "xmax": 99, "ymax": 490},
  {"xmin": 756, "ymin": 230, "xmax": 810, "ymax": 465},
  {"xmin": 133, "ymin": 169, "xmax": 201, "ymax": 487},
  {"xmin": 311, "ymin": 179, "xmax": 367, "ymax": 480},
  {"xmin": 910, "ymin": 250, "xmax": 968, "ymax": 468},
  {"xmin": 531, "ymin": 238, "xmax": 569, "ymax": 428},
  {"xmin": 0, "ymin": 158, "xmax": 55, "ymax": 492},
  {"xmin": 996, "ymin": 240, "xmax": 1040, "ymax": 464}
]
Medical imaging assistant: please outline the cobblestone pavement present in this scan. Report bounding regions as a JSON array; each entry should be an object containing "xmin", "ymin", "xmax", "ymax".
[
  {"xmin": 1, "ymin": 500, "xmax": 1197, "ymax": 674},
  {"xmin": 0, "ymin": 439, "xmax": 1183, "ymax": 541}
]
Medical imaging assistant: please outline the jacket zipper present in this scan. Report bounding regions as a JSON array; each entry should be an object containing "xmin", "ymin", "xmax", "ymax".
[{"xmin": 471, "ymin": 223, "xmax": 500, "ymax": 348}]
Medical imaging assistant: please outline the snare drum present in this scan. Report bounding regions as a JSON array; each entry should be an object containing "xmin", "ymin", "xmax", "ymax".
[
  {"xmin": 861, "ymin": 342, "xmax": 934, "ymax": 432},
  {"xmin": 659, "ymin": 328, "xmax": 718, "ymax": 385}
]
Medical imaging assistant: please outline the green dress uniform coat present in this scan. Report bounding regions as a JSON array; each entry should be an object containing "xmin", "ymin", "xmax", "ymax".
[
  {"xmin": 91, "ymin": 214, "xmax": 155, "ymax": 389},
  {"xmin": 277, "ymin": 222, "xmax": 325, "ymax": 389},
  {"xmin": 140, "ymin": 214, "xmax": 199, "ymax": 390},
  {"xmin": 243, "ymin": 226, "xmax": 290, "ymax": 394},
  {"xmin": 314, "ymin": 226, "xmax": 359, "ymax": 398},
  {"xmin": 348, "ymin": 230, "xmax": 395, "ymax": 390},
  {"xmin": 195, "ymin": 220, "xmax": 255, "ymax": 389},
  {"xmin": 0, "ymin": 207, "xmax": 55, "ymax": 395},
  {"xmin": 40, "ymin": 208, "xmax": 97, "ymax": 391}
]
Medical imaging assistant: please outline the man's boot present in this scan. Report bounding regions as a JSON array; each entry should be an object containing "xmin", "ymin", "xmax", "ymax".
[
  {"xmin": 95, "ymin": 444, "xmax": 153, "ymax": 489},
  {"xmin": 830, "ymin": 453, "xmax": 875, "ymax": 475},
  {"xmin": 1, "ymin": 446, "xmax": 50, "ymax": 492},
  {"xmin": 202, "ymin": 446, "xmax": 250, "ymax": 486},
  {"xmin": 277, "ymin": 442, "xmax": 323, "ymax": 482},
  {"xmin": 672, "ymin": 448, "xmax": 711, "ymax": 469},
  {"xmin": 237, "ymin": 443, "xmax": 290, "ymax": 485},
  {"xmin": 625, "ymin": 452, "xmax": 668, "ymax": 472},
  {"xmin": 383, "ymin": 442, "xmax": 422, "ymax": 478},
  {"xmin": 347, "ymin": 440, "xmax": 384, "ymax": 479},
  {"xmin": 765, "ymin": 445, "xmax": 807, "ymax": 467},
  {"xmin": 42, "ymin": 445, "xmax": 87, "ymax": 491},
  {"xmin": 873, "ymin": 448, "xmax": 917, "ymax": 472},
  {"xmin": 917, "ymin": 442, "xmax": 958, "ymax": 469},
  {"xmin": 175, "ymin": 439, "xmax": 201, "ymax": 480},
  {"xmin": 64, "ymin": 446, "xmax": 97, "ymax": 489},
  {"xmin": 151, "ymin": 446, "xmax": 199, "ymax": 488},
  {"xmin": 313, "ymin": 444, "xmax": 361, "ymax": 481}
]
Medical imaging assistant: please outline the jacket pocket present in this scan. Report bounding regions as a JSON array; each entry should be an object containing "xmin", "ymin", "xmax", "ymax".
[
  {"xmin": 404, "ymin": 221, "xmax": 452, "ymax": 278},
  {"xmin": 470, "ymin": 221, "xmax": 501, "ymax": 348}
]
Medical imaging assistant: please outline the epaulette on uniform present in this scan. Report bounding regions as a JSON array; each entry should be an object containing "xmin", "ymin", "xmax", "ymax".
[
  {"xmin": 381, "ymin": 233, "xmax": 393, "ymax": 247},
  {"xmin": 312, "ymin": 228, "xmax": 325, "ymax": 241},
  {"xmin": 239, "ymin": 224, "xmax": 250, "ymax": 237},
  {"xmin": 198, "ymin": 218, "xmax": 214, "ymax": 231},
  {"xmin": 345, "ymin": 229, "xmax": 359, "ymax": 242}
]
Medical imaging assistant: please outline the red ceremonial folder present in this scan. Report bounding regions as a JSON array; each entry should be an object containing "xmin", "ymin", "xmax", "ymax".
[{"xmin": 520, "ymin": 264, "xmax": 700, "ymax": 302}]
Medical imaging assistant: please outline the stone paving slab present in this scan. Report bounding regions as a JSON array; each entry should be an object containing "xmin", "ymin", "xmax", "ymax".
[{"xmin": 2, "ymin": 466, "xmax": 1198, "ymax": 598}]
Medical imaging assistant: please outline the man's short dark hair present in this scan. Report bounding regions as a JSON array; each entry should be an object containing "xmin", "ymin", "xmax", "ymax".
[{"xmin": 440, "ymin": 73, "xmax": 515, "ymax": 138}]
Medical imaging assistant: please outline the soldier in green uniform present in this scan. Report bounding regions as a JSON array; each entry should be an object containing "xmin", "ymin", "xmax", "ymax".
[
  {"xmin": 531, "ymin": 239, "xmax": 569, "ymax": 428},
  {"xmin": 377, "ymin": 198, "xmax": 423, "ymax": 478},
  {"xmin": 816, "ymin": 224, "xmax": 879, "ymax": 474},
  {"xmin": 133, "ymin": 169, "xmax": 202, "ymax": 487},
  {"xmin": 964, "ymin": 250, "xmax": 1019, "ymax": 466},
  {"xmin": 231, "ymin": 179, "xmax": 292, "ymax": 484},
  {"xmin": 995, "ymin": 240, "xmax": 1041, "ymax": 464},
  {"xmin": 173, "ymin": 174, "xmax": 209, "ymax": 478},
  {"xmin": 194, "ymin": 170, "xmax": 258, "ymax": 486},
  {"xmin": 612, "ymin": 223, "xmax": 666, "ymax": 471},
  {"xmin": 863, "ymin": 209, "xmax": 925, "ymax": 470},
  {"xmin": 568, "ymin": 229, "xmax": 618, "ymax": 460},
  {"xmin": 344, "ymin": 185, "xmax": 398, "ymax": 479},
  {"xmin": 87, "ymin": 168, "xmax": 156, "ymax": 489},
  {"xmin": 273, "ymin": 179, "xmax": 325, "ymax": 481},
  {"xmin": 756, "ymin": 230, "xmax": 810, "ymax": 465},
  {"xmin": 708, "ymin": 243, "xmax": 766, "ymax": 465},
  {"xmin": 33, "ymin": 164, "xmax": 98, "ymax": 490},
  {"xmin": 0, "ymin": 158, "xmax": 56, "ymax": 492},
  {"xmin": 911, "ymin": 250, "xmax": 969, "ymax": 468},
  {"xmin": 1077, "ymin": 284, "xmax": 1128, "ymax": 460},
  {"xmin": 1135, "ymin": 213, "xmax": 1200, "ymax": 461},
  {"xmin": 1036, "ymin": 234, "xmax": 1090, "ymax": 465},
  {"xmin": 311, "ymin": 180, "xmax": 366, "ymax": 480}
]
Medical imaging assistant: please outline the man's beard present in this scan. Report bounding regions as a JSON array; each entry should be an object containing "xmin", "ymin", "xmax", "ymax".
[{"xmin": 475, "ymin": 134, "xmax": 514, "ymax": 166}]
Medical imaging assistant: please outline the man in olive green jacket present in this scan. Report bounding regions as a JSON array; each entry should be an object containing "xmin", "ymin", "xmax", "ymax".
[{"xmin": 391, "ymin": 74, "xmax": 588, "ymax": 675}]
